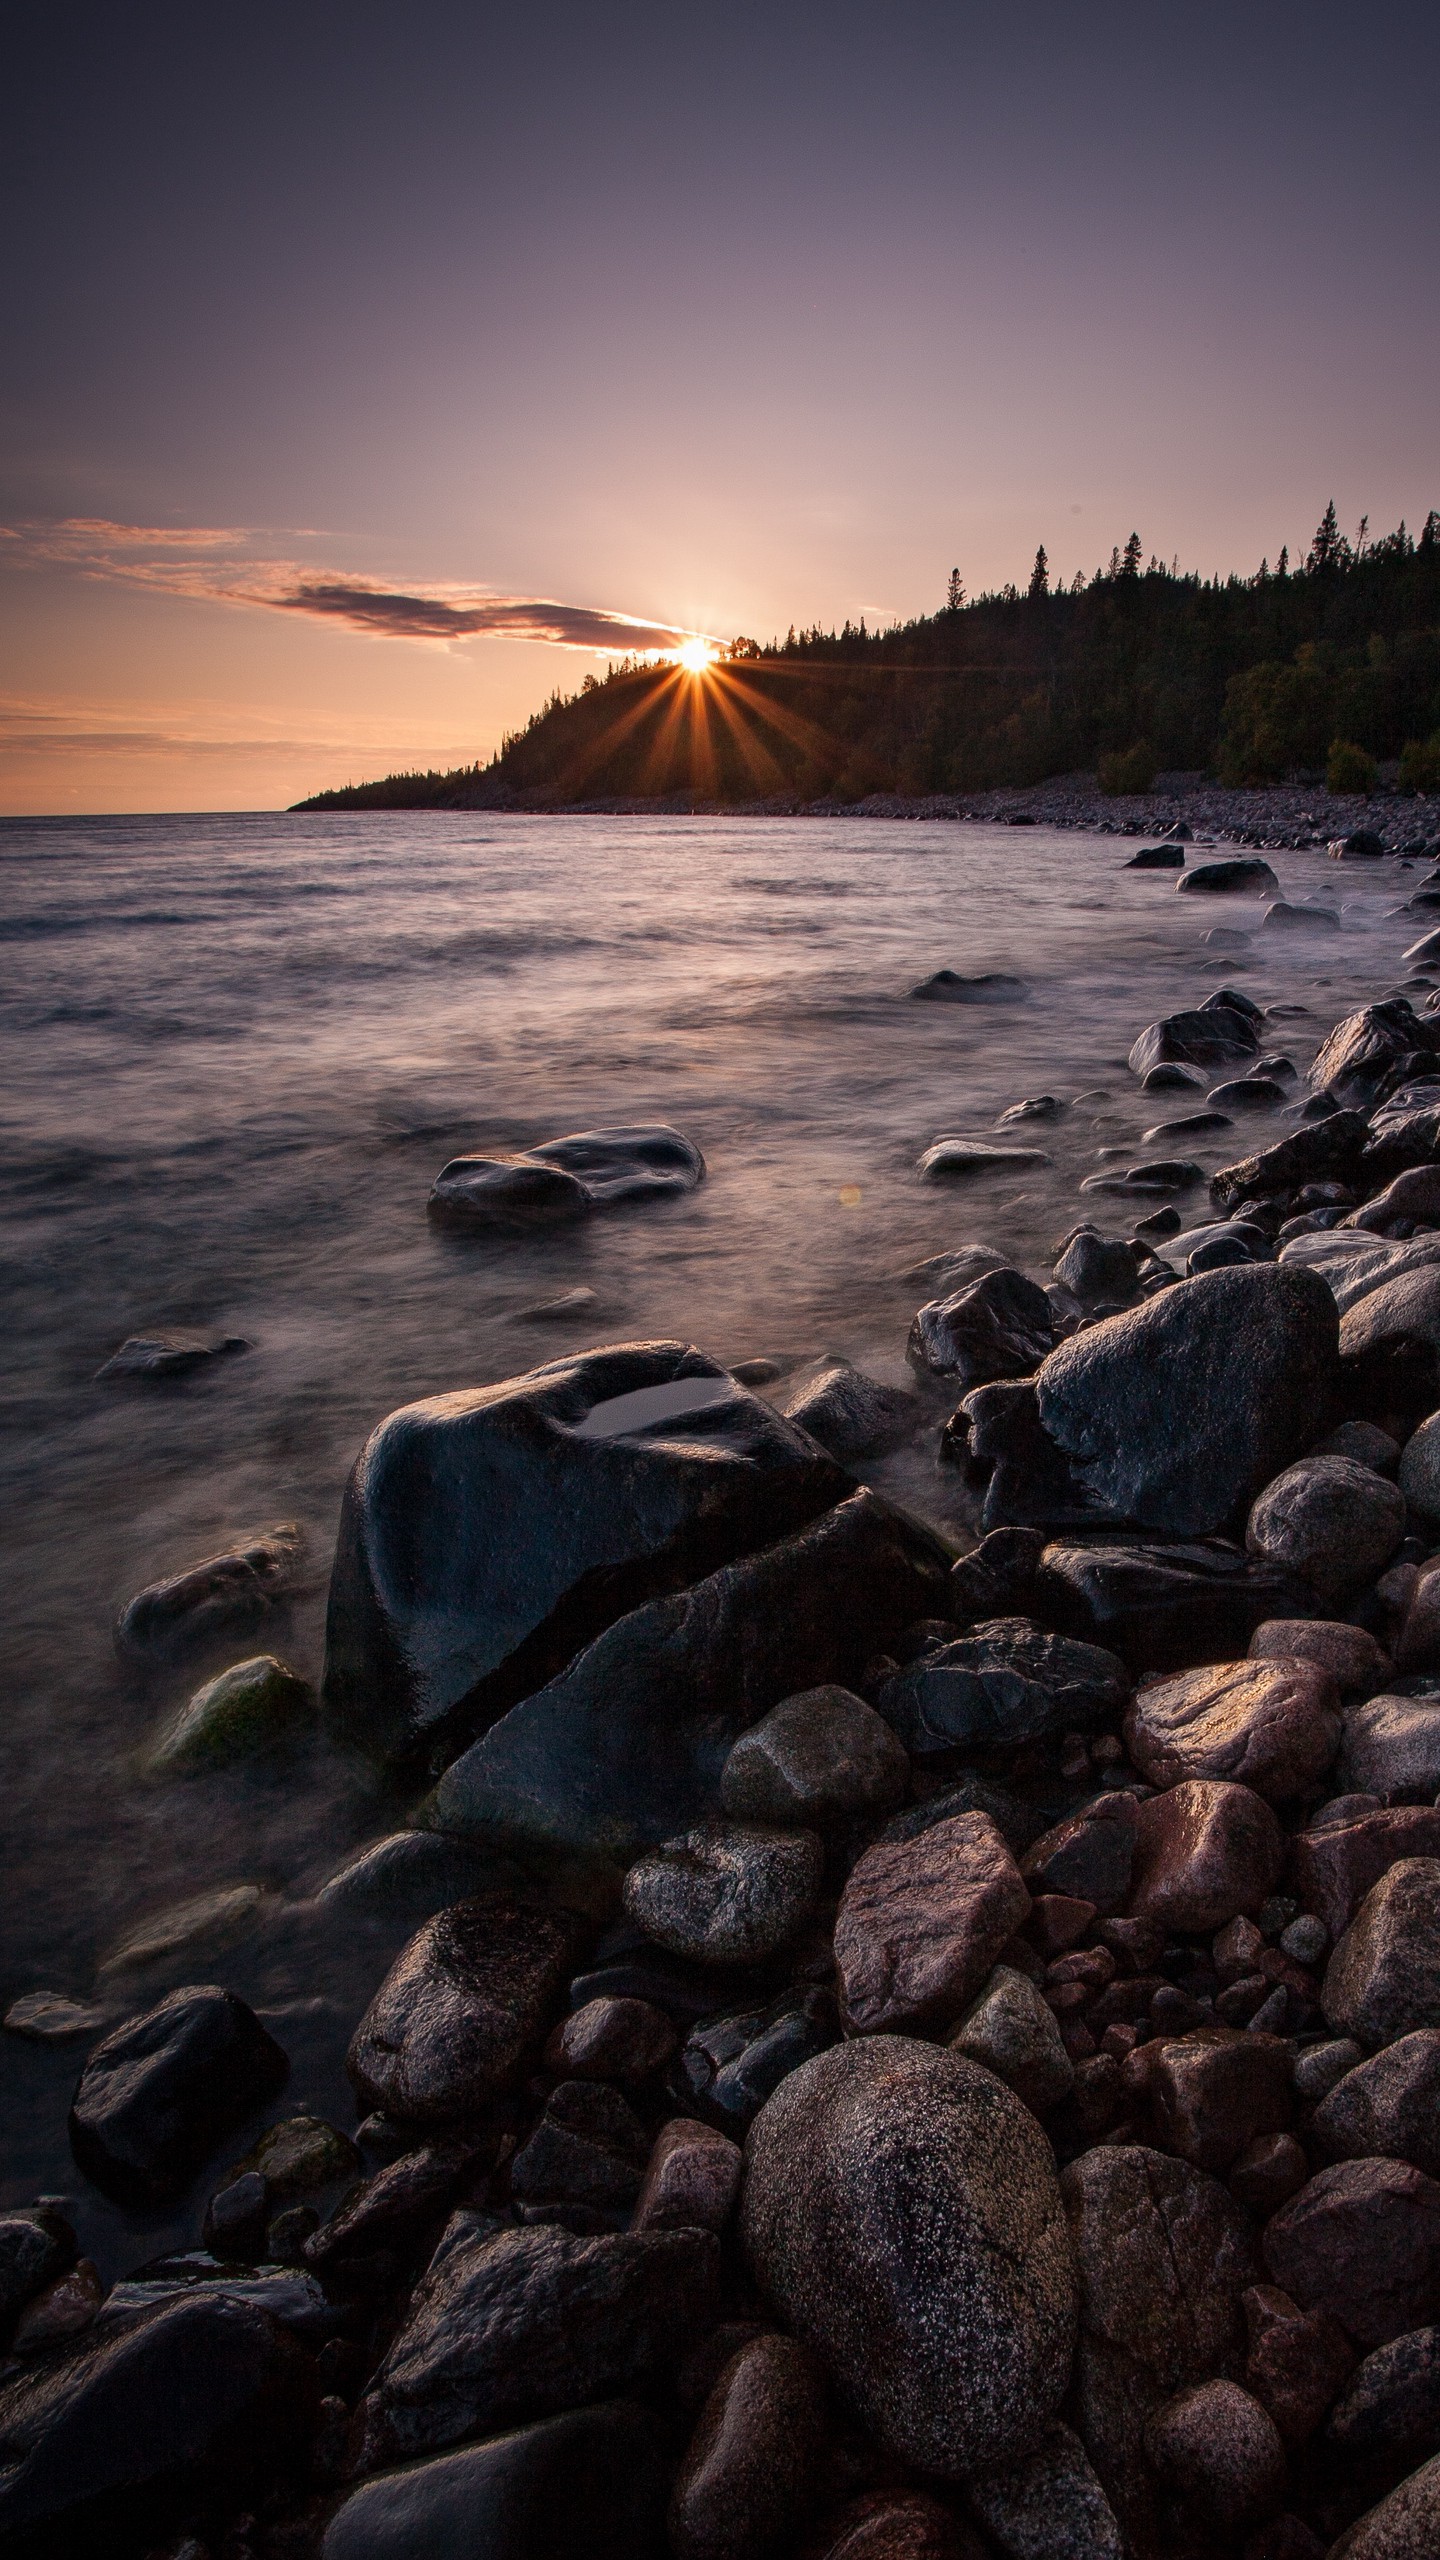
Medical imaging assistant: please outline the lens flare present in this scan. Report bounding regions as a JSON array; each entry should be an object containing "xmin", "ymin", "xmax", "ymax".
[{"xmin": 675, "ymin": 637, "xmax": 717, "ymax": 674}]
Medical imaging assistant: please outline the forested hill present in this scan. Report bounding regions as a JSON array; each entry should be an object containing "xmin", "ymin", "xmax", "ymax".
[{"xmin": 294, "ymin": 509, "xmax": 1440, "ymax": 811}]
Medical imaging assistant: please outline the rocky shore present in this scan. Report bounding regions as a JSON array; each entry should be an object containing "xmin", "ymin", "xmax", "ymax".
[{"xmin": 15, "ymin": 860, "xmax": 1440, "ymax": 2556}]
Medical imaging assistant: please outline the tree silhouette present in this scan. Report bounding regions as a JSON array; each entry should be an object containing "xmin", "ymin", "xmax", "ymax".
[
  {"xmin": 1307, "ymin": 501, "xmax": 1345, "ymax": 574},
  {"xmin": 1120, "ymin": 531, "xmax": 1143, "ymax": 579},
  {"xmin": 1028, "ymin": 546, "xmax": 1049, "ymax": 598},
  {"xmin": 946, "ymin": 568, "xmax": 966, "ymax": 611}
]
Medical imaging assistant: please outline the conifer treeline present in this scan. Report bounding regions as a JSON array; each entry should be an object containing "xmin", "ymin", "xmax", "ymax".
[{"xmin": 295, "ymin": 508, "xmax": 1440, "ymax": 810}]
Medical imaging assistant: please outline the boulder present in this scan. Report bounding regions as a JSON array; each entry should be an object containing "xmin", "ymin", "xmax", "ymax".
[
  {"xmin": 1061, "ymin": 2144, "xmax": 1258, "ymax": 2553},
  {"xmin": 1037, "ymin": 1538, "xmax": 1319, "ymax": 1674},
  {"xmin": 834, "ymin": 1812, "xmax": 1031, "ymax": 2034},
  {"xmin": 1243, "ymin": 2281, "xmax": 1356, "ymax": 2448},
  {"xmin": 948, "ymin": 1965, "xmax": 1075, "ymax": 2114},
  {"xmin": 509, "ymin": 2081, "xmax": 650, "ymax": 2218},
  {"xmin": 621, "ymin": 1824, "xmax": 822, "ymax": 1965},
  {"xmin": 1310, "ymin": 1002, "xmax": 1437, "ymax": 1110},
  {"xmin": 114, "ymin": 1523, "xmax": 303, "ymax": 1659},
  {"xmin": 1347, "ymin": 1170, "xmax": 1440, "ymax": 1235},
  {"xmin": 543, "ymin": 1996, "xmax": 677, "ymax": 2084},
  {"xmin": 1129, "ymin": 1781, "xmax": 1284, "ymax": 1933},
  {"xmin": 1340, "ymin": 1697, "xmax": 1440, "ymax": 1803},
  {"xmin": 1399, "ymin": 1413, "xmax": 1440, "ymax": 1520},
  {"xmin": 321, "ymin": 1344, "xmax": 851, "ymax": 1769},
  {"xmin": 1316, "ymin": 1420, "xmax": 1404, "ymax": 1471},
  {"xmin": 1292, "ymin": 1807, "xmax": 1440, "ymax": 1939},
  {"xmin": 1313, "ymin": 2032, "xmax": 1440, "ymax": 2175},
  {"xmin": 1210, "ymin": 1112, "xmax": 1372, "ymax": 1212},
  {"xmin": 1125, "ymin": 1658, "xmax": 1341, "ymax": 1801},
  {"xmin": 1247, "ymin": 1459, "xmax": 1405, "ymax": 1602},
  {"xmin": 428, "ymin": 1489, "xmax": 950, "ymax": 1863},
  {"xmin": 1249, "ymin": 1620, "xmax": 1392, "ymax": 1696},
  {"xmin": 720, "ymin": 1687, "xmax": 908, "ymax": 1827},
  {"xmin": 1263, "ymin": 2161, "xmax": 1440, "ymax": 2347},
  {"xmin": 632, "ymin": 2119, "xmax": 743, "ymax": 2235},
  {"xmin": 1365, "ymin": 1090, "xmax": 1440, "ymax": 1180},
  {"xmin": 1019, "ymin": 1795, "xmax": 1138, "ymax": 1916},
  {"xmin": 69, "ymin": 1985, "xmax": 288, "ymax": 2208},
  {"xmin": 908, "ymin": 1271, "xmax": 1056, "ymax": 1387},
  {"xmin": 1146, "ymin": 2029, "xmax": 1294, "ymax": 2173},
  {"xmin": 314, "ymin": 1830, "xmax": 504, "ymax": 1927},
  {"xmin": 304, "ymin": 2144, "xmax": 474, "ymax": 2282},
  {"xmin": 146, "ymin": 1654, "xmax": 313, "ymax": 1773},
  {"xmin": 1339, "ymin": 1266, "xmax": 1440, "ymax": 1372},
  {"xmin": 1142, "ymin": 2379, "xmax": 1286, "ymax": 2526},
  {"xmin": 966, "ymin": 2420, "xmax": 1123, "ymax": 2559},
  {"xmin": 876, "ymin": 1618, "xmax": 1129, "ymax": 1756},
  {"xmin": 668, "ymin": 2334, "xmax": 827, "ymax": 2560},
  {"xmin": 1053, "ymin": 1228, "xmax": 1143, "ymax": 1308},
  {"xmin": 960, "ymin": 1265, "xmax": 1337, "ymax": 1536},
  {"xmin": 347, "ymin": 1897, "xmax": 585, "ymax": 2127},
  {"xmin": 781, "ymin": 1360, "xmax": 914, "ymax": 1461},
  {"xmin": 1175, "ymin": 859, "xmax": 1280, "ymax": 896},
  {"xmin": 1323, "ymin": 1860, "xmax": 1440, "ymax": 2048},
  {"xmin": 741, "ymin": 2037, "xmax": 1076, "ymax": 2475},
  {"xmin": 360, "ymin": 2220, "xmax": 719, "ymax": 2462},
  {"xmin": 1126, "ymin": 844, "xmax": 1185, "ymax": 868},
  {"xmin": 1329, "ymin": 2327, "xmax": 1440, "ymax": 2459},
  {"xmin": 428, "ymin": 1124, "xmax": 704, "ymax": 1229},
  {"xmin": 1128, "ymin": 995, "xmax": 1262, "ymax": 1080},
  {"xmin": 321, "ymin": 2403, "xmax": 669, "ymax": 2560},
  {"xmin": 0, "ymin": 2210, "xmax": 76, "ymax": 2334},
  {"xmin": 0, "ymin": 2293, "xmax": 314, "ymax": 2553},
  {"xmin": 1327, "ymin": 2451, "xmax": 1440, "ymax": 2558}
]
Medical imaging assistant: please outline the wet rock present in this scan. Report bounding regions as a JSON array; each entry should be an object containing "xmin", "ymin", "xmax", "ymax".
[
  {"xmin": 1310, "ymin": 1001, "xmax": 1438, "ymax": 1110},
  {"xmin": 146, "ymin": 1654, "xmax": 313, "ymax": 1774},
  {"xmin": 1247, "ymin": 1459, "xmax": 1405, "ymax": 1602},
  {"xmin": 877, "ymin": 1618, "xmax": 1129, "ymax": 1756},
  {"xmin": 1177, "ymin": 858, "xmax": 1280, "ymax": 896},
  {"xmin": 510, "ymin": 2080, "xmax": 650, "ymax": 2217},
  {"xmin": 1399, "ymin": 1412, "xmax": 1440, "ymax": 1522},
  {"xmin": 1329, "ymin": 2327, "xmax": 1440, "ymax": 2459},
  {"xmin": 204, "ymin": 2168, "xmax": 269, "ymax": 2257},
  {"xmin": 0, "ymin": 2292, "xmax": 315, "ymax": 2552},
  {"xmin": 1210, "ymin": 1113, "xmax": 1371, "ymax": 1212},
  {"xmin": 305, "ymin": 2143, "xmax": 474, "ymax": 2281},
  {"xmin": 1053, "ymin": 1228, "xmax": 1143, "ymax": 1307},
  {"xmin": 430, "ymin": 1488, "xmax": 950, "ymax": 1863},
  {"xmin": 919, "ymin": 1139, "xmax": 1051, "ymax": 1179},
  {"xmin": 1147, "ymin": 2028, "xmax": 1294, "ymax": 2173},
  {"xmin": 1126, "ymin": 843, "xmax": 1185, "ymax": 868},
  {"xmin": 676, "ymin": 1988, "xmax": 840, "ymax": 2132},
  {"xmin": 96, "ymin": 1882, "xmax": 274, "ymax": 1984},
  {"xmin": 819, "ymin": 2495, "xmax": 977, "ymax": 2559},
  {"xmin": 1020, "ymin": 1795, "xmax": 1137, "ymax": 1916},
  {"xmin": 999, "ymin": 1094, "xmax": 1066, "ymax": 1122},
  {"xmin": 1260, "ymin": 903, "xmax": 1340, "ymax": 935},
  {"xmin": 1249, "ymin": 1620, "xmax": 1392, "ymax": 1696},
  {"xmin": 949, "ymin": 1526, "xmax": 1045, "ymax": 1622},
  {"xmin": 834, "ymin": 1811, "xmax": 1031, "ymax": 2034},
  {"xmin": 1129, "ymin": 1780, "xmax": 1284, "ymax": 1933},
  {"xmin": 322, "ymin": 1344, "xmax": 849, "ymax": 1770},
  {"xmin": 962, "ymin": 1265, "xmax": 1337, "ymax": 1536},
  {"xmin": 911, "ymin": 970, "xmax": 1028, "ymax": 1003},
  {"xmin": 1313, "ymin": 2032, "xmax": 1440, "ymax": 2173},
  {"xmin": 1143, "ymin": 1062, "xmax": 1206, "ymax": 1092},
  {"xmin": 1263, "ymin": 2160, "xmax": 1440, "ymax": 2347},
  {"xmin": 1322, "ymin": 1859, "xmax": 1440, "ymax": 2049},
  {"xmin": 1328, "ymin": 2450, "xmax": 1440, "ymax": 2557},
  {"xmin": 114, "ymin": 1522, "xmax": 303, "ymax": 1659},
  {"xmin": 1348, "ymin": 1170, "xmax": 1440, "ymax": 1237},
  {"xmin": 1292, "ymin": 1807, "xmax": 1440, "ymax": 1940},
  {"xmin": 1316, "ymin": 1420, "xmax": 1404, "ymax": 1471},
  {"xmin": 908, "ymin": 1270, "xmax": 1056, "ymax": 1386},
  {"xmin": 741, "ymin": 2036, "xmax": 1076, "ymax": 2475},
  {"xmin": 948, "ymin": 1964, "xmax": 1075, "ymax": 2113},
  {"xmin": 96, "ymin": 1328, "xmax": 249, "ymax": 1381},
  {"xmin": 1037, "ymin": 1538, "xmax": 1319, "ymax": 1674},
  {"xmin": 544, "ymin": 1995, "xmax": 677, "ymax": 2082},
  {"xmin": 781, "ymin": 1359, "xmax": 915, "ymax": 1461},
  {"xmin": 1061, "ymin": 2144, "xmax": 1258, "ymax": 2552},
  {"xmin": 1128, "ymin": 994, "xmax": 1262, "ymax": 1079},
  {"xmin": 966, "ymin": 2419, "xmax": 1123, "ymax": 2558},
  {"xmin": 428, "ymin": 1123, "xmax": 704, "ymax": 1229},
  {"xmin": 347, "ymin": 1897, "xmax": 585, "ymax": 2128},
  {"xmin": 632, "ymin": 2118, "xmax": 744, "ymax": 2234},
  {"xmin": 236, "ymin": 2113, "xmax": 359, "ymax": 2198},
  {"xmin": 321, "ymin": 2400, "xmax": 669, "ymax": 2560},
  {"xmin": 12, "ymin": 2257, "xmax": 104, "ymax": 2348},
  {"xmin": 313, "ymin": 1829, "xmax": 502, "ymax": 1926},
  {"xmin": 720, "ymin": 1685, "xmax": 908, "ymax": 1827},
  {"xmin": 0, "ymin": 2209, "xmax": 77, "ymax": 2333},
  {"xmin": 2, "ymin": 1992, "xmax": 109, "ymax": 2042},
  {"xmin": 69, "ymin": 1985, "xmax": 288, "ymax": 2208},
  {"xmin": 360, "ymin": 2219, "xmax": 718, "ymax": 2461},
  {"xmin": 1125, "ymin": 1658, "xmax": 1341, "ymax": 1801},
  {"xmin": 1243, "ymin": 2281, "xmax": 1356, "ymax": 2447},
  {"xmin": 669, "ymin": 2333, "xmax": 827, "ymax": 2560},
  {"xmin": 1144, "ymin": 2378, "xmax": 1286, "ymax": 2526},
  {"xmin": 1395, "ymin": 1568, "xmax": 1440, "ymax": 1673},
  {"xmin": 622, "ymin": 1824, "xmax": 822, "ymax": 1965},
  {"xmin": 1340, "ymin": 1696, "xmax": 1440, "ymax": 1802}
]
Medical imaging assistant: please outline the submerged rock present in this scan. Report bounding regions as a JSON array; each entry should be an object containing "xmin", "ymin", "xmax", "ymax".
[
  {"xmin": 918, "ymin": 1139, "xmax": 1051, "ymax": 1180},
  {"xmin": 910, "ymin": 970, "xmax": 1028, "ymax": 1003},
  {"xmin": 96, "ymin": 1329, "xmax": 250, "ymax": 1382},
  {"xmin": 1176, "ymin": 859, "xmax": 1280, "ymax": 896},
  {"xmin": 146, "ymin": 1654, "xmax": 312, "ymax": 1773},
  {"xmin": 428, "ymin": 1124, "xmax": 704, "ymax": 1230},
  {"xmin": 115, "ymin": 1522, "xmax": 304, "ymax": 1660},
  {"xmin": 1128, "ymin": 993, "xmax": 1261, "ymax": 1080},
  {"xmin": 741, "ymin": 2037, "xmax": 1076, "ymax": 2475},
  {"xmin": 781, "ymin": 1359, "xmax": 914, "ymax": 1460},
  {"xmin": 69, "ymin": 1985, "xmax": 288, "ymax": 2208}
]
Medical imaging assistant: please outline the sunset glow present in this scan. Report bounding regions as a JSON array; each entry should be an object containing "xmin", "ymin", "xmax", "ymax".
[{"xmin": 674, "ymin": 638, "xmax": 718, "ymax": 675}]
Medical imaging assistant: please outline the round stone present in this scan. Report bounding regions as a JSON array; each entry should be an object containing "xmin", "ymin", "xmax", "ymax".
[
  {"xmin": 1246, "ymin": 1457, "xmax": 1405, "ymax": 1601},
  {"xmin": 622, "ymin": 1824, "xmax": 823, "ymax": 1966},
  {"xmin": 1400, "ymin": 1412, "xmax": 1440, "ymax": 1524},
  {"xmin": 1124, "ymin": 1658, "xmax": 1341, "ymax": 1802},
  {"xmin": 720, "ymin": 1687, "xmax": 908, "ymax": 1828}
]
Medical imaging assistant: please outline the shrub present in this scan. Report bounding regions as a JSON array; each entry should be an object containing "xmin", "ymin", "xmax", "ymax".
[
  {"xmin": 1327, "ymin": 737, "xmax": 1378, "ymax": 793},
  {"xmin": 1097, "ymin": 742, "xmax": 1158, "ymax": 795},
  {"xmin": 1399, "ymin": 733, "xmax": 1440, "ymax": 794}
]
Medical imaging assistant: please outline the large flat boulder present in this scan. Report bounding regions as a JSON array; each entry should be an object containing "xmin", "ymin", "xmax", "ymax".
[{"xmin": 322, "ymin": 1344, "xmax": 851, "ymax": 1770}]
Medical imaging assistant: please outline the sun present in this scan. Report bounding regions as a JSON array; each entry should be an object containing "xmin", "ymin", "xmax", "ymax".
[{"xmin": 674, "ymin": 637, "xmax": 717, "ymax": 674}]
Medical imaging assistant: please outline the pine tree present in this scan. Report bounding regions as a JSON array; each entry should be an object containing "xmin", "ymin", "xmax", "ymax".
[
  {"xmin": 1028, "ymin": 546, "xmax": 1049, "ymax": 598},
  {"xmin": 946, "ymin": 568, "xmax": 966, "ymax": 611},
  {"xmin": 1121, "ymin": 531, "xmax": 1143, "ymax": 578},
  {"xmin": 1307, "ymin": 501, "xmax": 1344, "ymax": 573},
  {"xmin": 1277, "ymin": 545, "xmax": 1289, "ymax": 577}
]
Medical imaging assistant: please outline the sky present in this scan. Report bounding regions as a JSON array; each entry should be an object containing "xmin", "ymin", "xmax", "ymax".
[{"xmin": 2, "ymin": 0, "xmax": 1437, "ymax": 814}]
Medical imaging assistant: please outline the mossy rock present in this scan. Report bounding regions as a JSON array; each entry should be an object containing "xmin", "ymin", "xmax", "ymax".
[
  {"xmin": 148, "ymin": 1655, "xmax": 313, "ymax": 1774},
  {"xmin": 234, "ymin": 2114, "xmax": 359, "ymax": 2198}
]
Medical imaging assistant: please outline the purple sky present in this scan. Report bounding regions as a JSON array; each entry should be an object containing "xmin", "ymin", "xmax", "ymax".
[{"xmin": 3, "ymin": 0, "xmax": 1437, "ymax": 811}]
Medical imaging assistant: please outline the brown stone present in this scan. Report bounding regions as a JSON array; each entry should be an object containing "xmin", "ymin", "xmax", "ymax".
[
  {"xmin": 1028, "ymin": 1893, "xmax": 1097, "ymax": 1954},
  {"xmin": 1147, "ymin": 2029, "xmax": 1294, "ymax": 2174},
  {"xmin": 632, "ymin": 2117, "xmax": 743, "ymax": 2235},
  {"xmin": 1125, "ymin": 1658, "xmax": 1341, "ymax": 1802},
  {"xmin": 819, "ymin": 2495, "xmax": 980, "ymax": 2560},
  {"xmin": 1242, "ymin": 2281, "xmax": 1356, "ymax": 2447},
  {"xmin": 834, "ymin": 1811, "xmax": 1030, "ymax": 2035},
  {"xmin": 668, "ymin": 2332, "xmax": 827, "ymax": 2560},
  {"xmin": 1229, "ymin": 2133, "xmax": 1310, "ymax": 2215},
  {"xmin": 347, "ymin": 1896, "xmax": 585, "ymax": 2127},
  {"xmin": 1263, "ymin": 2159, "xmax": 1440, "ymax": 2347},
  {"xmin": 1129, "ymin": 1780, "xmax": 1284, "ymax": 1935},
  {"xmin": 1249, "ymin": 1619, "xmax": 1393, "ymax": 1697},
  {"xmin": 1019, "ymin": 1793, "xmax": 1138, "ymax": 1917},
  {"xmin": 1291, "ymin": 1805, "xmax": 1440, "ymax": 1939},
  {"xmin": 543, "ymin": 1995, "xmax": 677, "ymax": 2083},
  {"xmin": 1396, "ymin": 1566, "xmax": 1440, "ymax": 1673},
  {"xmin": 1322, "ymin": 1858, "xmax": 1440, "ymax": 2050},
  {"xmin": 1143, "ymin": 2377, "xmax": 1287, "ymax": 2527},
  {"xmin": 1311, "ymin": 2030, "xmax": 1440, "ymax": 2173}
]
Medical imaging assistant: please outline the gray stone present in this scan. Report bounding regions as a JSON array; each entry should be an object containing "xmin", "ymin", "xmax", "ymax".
[
  {"xmin": 347, "ymin": 1898, "xmax": 585, "ymax": 2128},
  {"xmin": 1313, "ymin": 2032, "xmax": 1440, "ymax": 2174},
  {"xmin": 69, "ymin": 1985, "xmax": 289, "ymax": 2209},
  {"xmin": 741, "ymin": 2037, "xmax": 1076, "ymax": 2476},
  {"xmin": 1327, "ymin": 2451, "xmax": 1440, "ymax": 2559},
  {"xmin": 668, "ymin": 2333, "xmax": 827, "ymax": 2560},
  {"xmin": 96, "ymin": 1329, "xmax": 249, "ymax": 1381},
  {"xmin": 314, "ymin": 1831, "xmax": 503, "ymax": 1927},
  {"xmin": 146, "ymin": 1655, "xmax": 312, "ymax": 1774},
  {"xmin": 720, "ymin": 1687, "xmax": 908, "ymax": 1827},
  {"xmin": 1340, "ymin": 1698, "xmax": 1440, "ymax": 1803},
  {"xmin": 1142, "ymin": 2379, "xmax": 1286, "ymax": 2527},
  {"xmin": 908, "ymin": 1270, "xmax": 1056, "ymax": 1387},
  {"xmin": 1310, "ymin": 1001, "xmax": 1438, "ymax": 1110},
  {"xmin": 1400, "ymin": 1414, "xmax": 1440, "ymax": 1523},
  {"xmin": 1128, "ymin": 994, "xmax": 1262, "ymax": 1078},
  {"xmin": 115, "ymin": 1523, "xmax": 304, "ymax": 1660},
  {"xmin": 621, "ymin": 1824, "xmax": 823, "ymax": 1966},
  {"xmin": 919, "ymin": 1139, "xmax": 1051, "ymax": 1179},
  {"xmin": 428, "ymin": 1124, "xmax": 704, "ymax": 1229},
  {"xmin": 948, "ymin": 1965, "xmax": 1075, "ymax": 2114},
  {"xmin": 876, "ymin": 1617, "xmax": 1129, "ymax": 1756},
  {"xmin": 1329, "ymin": 2328, "xmax": 1440, "ymax": 2459},
  {"xmin": 781, "ymin": 1359, "xmax": 914, "ymax": 1461},
  {"xmin": 321, "ymin": 2404, "xmax": 669, "ymax": 2560},
  {"xmin": 1323, "ymin": 1859, "xmax": 1440, "ymax": 2049},
  {"xmin": 1246, "ymin": 1459, "xmax": 1405, "ymax": 1602},
  {"xmin": 967, "ymin": 2420, "xmax": 1123, "ymax": 2560},
  {"xmin": 1248, "ymin": 1618, "xmax": 1393, "ymax": 1696}
]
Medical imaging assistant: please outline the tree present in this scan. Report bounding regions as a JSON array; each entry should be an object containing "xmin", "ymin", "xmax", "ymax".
[
  {"xmin": 946, "ymin": 568, "xmax": 966, "ymax": 611},
  {"xmin": 1120, "ymin": 531, "xmax": 1143, "ymax": 579},
  {"xmin": 1307, "ymin": 501, "xmax": 1346, "ymax": 574},
  {"xmin": 1028, "ymin": 545, "xmax": 1049, "ymax": 599}
]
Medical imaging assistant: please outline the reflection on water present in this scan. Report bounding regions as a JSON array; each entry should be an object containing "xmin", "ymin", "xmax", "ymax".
[{"xmin": 0, "ymin": 807, "xmax": 1425, "ymax": 2252}]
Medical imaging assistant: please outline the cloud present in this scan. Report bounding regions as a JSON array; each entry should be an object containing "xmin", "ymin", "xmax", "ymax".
[{"xmin": 0, "ymin": 519, "xmax": 708, "ymax": 654}]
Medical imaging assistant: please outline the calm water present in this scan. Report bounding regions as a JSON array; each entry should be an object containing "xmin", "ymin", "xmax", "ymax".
[{"xmin": 0, "ymin": 809, "xmax": 1426, "ymax": 2253}]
